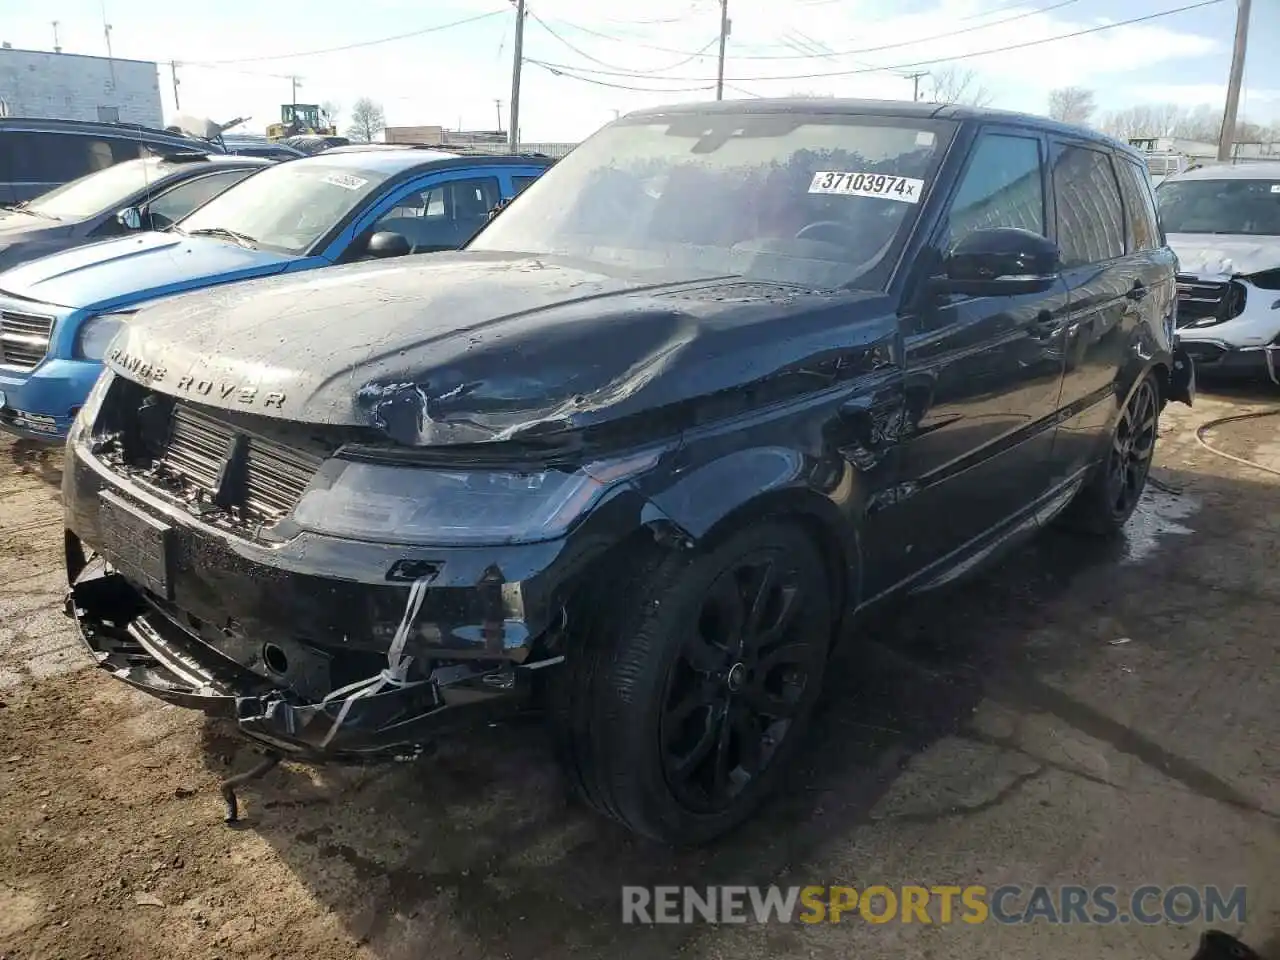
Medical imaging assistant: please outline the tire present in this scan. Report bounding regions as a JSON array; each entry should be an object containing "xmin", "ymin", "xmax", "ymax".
[
  {"xmin": 1062, "ymin": 371, "xmax": 1160, "ymax": 535},
  {"xmin": 550, "ymin": 522, "xmax": 832, "ymax": 845}
]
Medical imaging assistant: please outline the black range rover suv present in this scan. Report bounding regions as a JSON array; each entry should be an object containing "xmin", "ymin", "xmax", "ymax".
[{"xmin": 63, "ymin": 100, "xmax": 1193, "ymax": 844}]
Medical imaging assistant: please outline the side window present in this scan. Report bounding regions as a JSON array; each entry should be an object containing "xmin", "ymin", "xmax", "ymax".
[
  {"xmin": 8, "ymin": 133, "xmax": 115, "ymax": 184},
  {"xmin": 512, "ymin": 175, "xmax": 539, "ymax": 195},
  {"xmin": 1052, "ymin": 145, "xmax": 1125, "ymax": 268},
  {"xmin": 1114, "ymin": 157, "xmax": 1157, "ymax": 252},
  {"xmin": 109, "ymin": 139, "xmax": 146, "ymax": 163},
  {"xmin": 371, "ymin": 176, "xmax": 499, "ymax": 231},
  {"xmin": 1125, "ymin": 158, "xmax": 1163, "ymax": 245},
  {"xmin": 943, "ymin": 133, "xmax": 1045, "ymax": 246},
  {"xmin": 146, "ymin": 169, "xmax": 256, "ymax": 229}
]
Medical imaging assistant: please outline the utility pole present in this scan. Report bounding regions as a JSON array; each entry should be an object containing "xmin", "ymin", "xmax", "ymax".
[
  {"xmin": 494, "ymin": 98, "xmax": 504, "ymax": 133},
  {"xmin": 509, "ymin": 0, "xmax": 525, "ymax": 152},
  {"xmin": 1217, "ymin": 0, "xmax": 1251, "ymax": 162},
  {"xmin": 51, "ymin": 21, "xmax": 61, "ymax": 54},
  {"xmin": 170, "ymin": 61, "xmax": 181, "ymax": 111},
  {"xmin": 904, "ymin": 71, "xmax": 929, "ymax": 102},
  {"xmin": 290, "ymin": 75, "xmax": 301, "ymax": 108},
  {"xmin": 716, "ymin": 0, "xmax": 730, "ymax": 100}
]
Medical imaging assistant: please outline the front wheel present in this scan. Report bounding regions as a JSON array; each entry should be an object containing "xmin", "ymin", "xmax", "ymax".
[
  {"xmin": 1062, "ymin": 371, "xmax": 1160, "ymax": 535},
  {"xmin": 551, "ymin": 522, "xmax": 832, "ymax": 845}
]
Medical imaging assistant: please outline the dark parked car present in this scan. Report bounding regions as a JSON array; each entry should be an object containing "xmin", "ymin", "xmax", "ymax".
[
  {"xmin": 0, "ymin": 117, "xmax": 220, "ymax": 204},
  {"xmin": 221, "ymin": 135, "xmax": 305, "ymax": 161},
  {"xmin": 0, "ymin": 152, "xmax": 268, "ymax": 270},
  {"xmin": 63, "ymin": 99, "xmax": 1193, "ymax": 844}
]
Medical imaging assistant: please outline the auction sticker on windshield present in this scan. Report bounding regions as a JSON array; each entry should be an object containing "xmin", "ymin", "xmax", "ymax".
[
  {"xmin": 323, "ymin": 173, "xmax": 368, "ymax": 191},
  {"xmin": 808, "ymin": 172, "xmax": 924, "ymax": 203}
]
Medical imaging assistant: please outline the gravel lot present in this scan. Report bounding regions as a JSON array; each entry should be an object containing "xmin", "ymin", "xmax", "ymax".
[{"xmin": 1, "ymin": 388, "xmax": 1277, "ymax": 960}]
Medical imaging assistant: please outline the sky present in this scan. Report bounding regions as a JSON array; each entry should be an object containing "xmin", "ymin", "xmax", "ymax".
[{"xmin": 0, "ymin": 0, "xmax": 1274, "ymax": 142}]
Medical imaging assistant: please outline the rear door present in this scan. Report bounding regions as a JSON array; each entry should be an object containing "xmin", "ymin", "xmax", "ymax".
[
  {"xmin": 876, "ymin": 125, "xmax": 1070, "ymax": 594},
  {"xmin": 1048, "ymin": 140, "xmax": 1150, "ymax": 479}
]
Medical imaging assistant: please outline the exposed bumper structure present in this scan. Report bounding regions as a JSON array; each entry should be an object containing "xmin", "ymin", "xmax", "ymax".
[
  {"xmin": 66, "ymin": 565, "xmax": 538, "ymax": 761},
  {"xmin": 61, "ymin": 437, "xmax": 593, "ymax": 761}
]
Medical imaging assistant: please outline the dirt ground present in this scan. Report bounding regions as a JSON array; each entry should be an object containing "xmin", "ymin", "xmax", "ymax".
[{"xmin": 1, "ymin": 386, "xmax": 1278, "ymax": 960}]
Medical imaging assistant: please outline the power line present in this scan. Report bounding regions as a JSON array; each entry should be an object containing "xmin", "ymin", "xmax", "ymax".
[
  {"xmin": 530, "ymin": 0, "xmax": 1225, "ymax": 83},
  {"xmin": 528, "ymin": 11, "xmax": 720, "ymax": 71},
  {"xmin": 194, "ymin": 8, "xmax": 507, "ymax": 65},
  {"xmin": 527, "ymin": 59, "xmax": 716, "ymax": 92},
  {"xmin": 539, "ymin": 0, "xmax": 1081, "ymax": 63}
]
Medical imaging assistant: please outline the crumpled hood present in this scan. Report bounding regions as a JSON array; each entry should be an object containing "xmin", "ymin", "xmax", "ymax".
[
  {"xmin": 106, "ymin": 252, "xmax": 892, "ymax": 445},
  {"xmin": 0, "ymin": 231, "xmax": 295, "ymax": 310},
  {"xmin": 1168, "ymin": 233, "xmax": 1280, "ymax": 279}
]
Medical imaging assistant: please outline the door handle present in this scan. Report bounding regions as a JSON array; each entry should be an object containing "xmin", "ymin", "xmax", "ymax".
[{"xmin": 1126, "ymin": 282, "xmax": 1148, "ymax": 302}]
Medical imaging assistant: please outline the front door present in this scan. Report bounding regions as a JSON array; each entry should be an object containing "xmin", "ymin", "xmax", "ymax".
[{"xmin": 872, "ymin": 126, "xmax": 1069, "ymax": 596}]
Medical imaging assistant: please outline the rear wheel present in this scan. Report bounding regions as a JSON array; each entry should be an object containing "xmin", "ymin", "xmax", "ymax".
[
  {"xmin": 551, "ymin": 522, "xmax": 832, "ymax": 844},
  {"xmin": 1063, "ymin": 372, "xmax": 1160, "ymax": 534}
]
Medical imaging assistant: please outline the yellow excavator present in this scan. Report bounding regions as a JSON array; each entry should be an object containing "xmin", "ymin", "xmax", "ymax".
[{"xmin": 266, "ymin": 104, "xmax": 337, "ymax": 141}]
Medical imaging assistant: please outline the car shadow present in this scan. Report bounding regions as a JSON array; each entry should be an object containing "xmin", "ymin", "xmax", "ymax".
[
  {"xmin": 195, "ymin": 462, "xmax": 1279, "ymax": 959},
  {"xmin": 7, "ymin": 437, "xmax": 64, "ymax": 489}
]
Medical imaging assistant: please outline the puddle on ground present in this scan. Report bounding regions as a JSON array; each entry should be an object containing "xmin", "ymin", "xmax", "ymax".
[{"xmin": 1122, "ymin": 487, "xmax": 1199, "ymax": 563}]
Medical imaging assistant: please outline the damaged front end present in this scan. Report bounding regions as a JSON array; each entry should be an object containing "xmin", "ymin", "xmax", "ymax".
[
  {"xmin": 1175, "ymin": 265, "xmax": 1280, "ymax": 385},
  {"xmin": 62, "ymin": 371, "xmax": 670, "ymax": 762},
  {"xmin": 64, "ymin": 563, "xmax": 550, "ymax": 761}
]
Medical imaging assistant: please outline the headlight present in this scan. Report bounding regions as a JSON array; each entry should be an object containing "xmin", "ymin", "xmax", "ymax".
[
  {"xmin": 68, "ymin": 370, "xmax": 115, "ymax": 443},
  {"xmin": 75, "ymin": 312, "xmax": 133, "ymax": 361},
  {"xmin": 292, "ymin": 450, "xmax": 661, "ymax": 545}
]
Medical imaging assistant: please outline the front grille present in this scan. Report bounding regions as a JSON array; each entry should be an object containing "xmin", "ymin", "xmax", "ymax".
[
  {"xmin": 158, "ymin": 403, "xmax": 321, "ymax": 521},
  {"xmin": 0, "ymin": 309, "xmax": 54, "ymax": 370},
  {"xmin": 1175, "ymin": 274, "xmax": 1246, "ymax": 328}
]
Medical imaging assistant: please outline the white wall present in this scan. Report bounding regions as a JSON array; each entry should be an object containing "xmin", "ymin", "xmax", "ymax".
[{"xmin": 0, "ymin": 48, "xmax": 162, "ymax": 127}]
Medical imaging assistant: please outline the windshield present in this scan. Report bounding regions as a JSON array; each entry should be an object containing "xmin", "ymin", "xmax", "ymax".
[
  {"xmin": 1156, "ymin": 177, "xmax": 1280, "ymax": 236},
  {"xmin": 177, "ymin": 160, "xmax": 388, "ymax": 254},
  {"xmin": 469, "ymin": 113, "xmax": 952, "ymax": 289},
  {"xmin": 25, "ymin": 157, "xmax": 180, "ymax": 221}
]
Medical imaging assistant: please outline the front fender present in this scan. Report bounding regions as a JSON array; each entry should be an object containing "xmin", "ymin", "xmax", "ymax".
[{"xmin": 639, "ymin": 445, "xmax": 865, "ymax": 618}]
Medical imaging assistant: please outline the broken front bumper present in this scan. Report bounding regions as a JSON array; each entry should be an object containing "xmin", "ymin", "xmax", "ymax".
[
  {"xmin": 60, "ymin": 436, "xmax": 620, "ymax": 761},
  {"xmin": 66, "ymin": 566, "xmax": 539, "ymax": 761}
]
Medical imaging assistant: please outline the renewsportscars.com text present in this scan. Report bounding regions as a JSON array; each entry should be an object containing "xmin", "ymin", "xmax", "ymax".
[{"xmin": 621, "ymin": 884, "xmax": 1247, "ymax": 925}]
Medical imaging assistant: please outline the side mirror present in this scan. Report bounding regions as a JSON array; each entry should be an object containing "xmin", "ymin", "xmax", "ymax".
[
  {"xmin": 367, "ymin": 231, "xmax": 411, "ymax": 258},
  {"xmin": 937, "ymin": 227, "xmax": 1060, "ymax": 297},
  {"xmin": 115, "ymin": 206, "xmax": 143, "ymax": 231}
]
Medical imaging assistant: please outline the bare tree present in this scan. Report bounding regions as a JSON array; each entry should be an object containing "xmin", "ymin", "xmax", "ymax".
[
  {"xmin": 346, "ymin": 97, "xmax": 386, "ymax": 143},
  {"xmin": 1047, "ymin": 87, "xmax": 1096, "ymax": 125},
  {"xmin": 926, "ymin": 66, "xmax": 993, "ymax": 107}
]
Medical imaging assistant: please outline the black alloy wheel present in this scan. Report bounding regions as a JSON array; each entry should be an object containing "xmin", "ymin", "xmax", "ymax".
[
  {"xmin": 551, "ymin": 522, "xmax": 832, "ymax": 844},
  {"xmin": 1105, "ymin": 375, "xmax": 1159, "ymax": 520},
  {"xmin": 659, "ymin": 547, "xmax": 822, "ymax": 813}
]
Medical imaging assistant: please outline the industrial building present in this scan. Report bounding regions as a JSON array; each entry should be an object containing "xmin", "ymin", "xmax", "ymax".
[{"xmin": 0, "ymin": 46, "xmax": 163, "ymax": 127}]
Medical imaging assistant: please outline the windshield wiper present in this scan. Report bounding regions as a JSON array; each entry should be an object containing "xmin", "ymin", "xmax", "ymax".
[
  {"xmin": 186, "ymin": 226, "xmax": 258, "ymax": 249},
  {"xmin": 0, "ymin": 201, "xmax": 57, "ymax": 219}
]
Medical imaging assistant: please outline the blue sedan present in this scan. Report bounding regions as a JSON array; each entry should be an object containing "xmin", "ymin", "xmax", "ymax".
[{"xmin": 0, "ymin": 147, "xmax": 552, "ymax": 440}]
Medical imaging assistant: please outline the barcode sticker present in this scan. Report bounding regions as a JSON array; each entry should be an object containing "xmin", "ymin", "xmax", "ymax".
[
  {"xmin": 808, "ymin": 171, "xmax": 924, "ymax": 203},
  {"xmin": 323, "ymin": 173, "xmax": 368, "ymax": 190}
]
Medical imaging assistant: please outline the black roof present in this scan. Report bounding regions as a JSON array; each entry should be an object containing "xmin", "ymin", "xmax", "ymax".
[
  {"xmin": 625, "ymin": 97, "xmax": 1141, "ymax": 160},
  {"xmin": 0, "ymin": 116, "xmax": 220, "ymax": 151}
]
